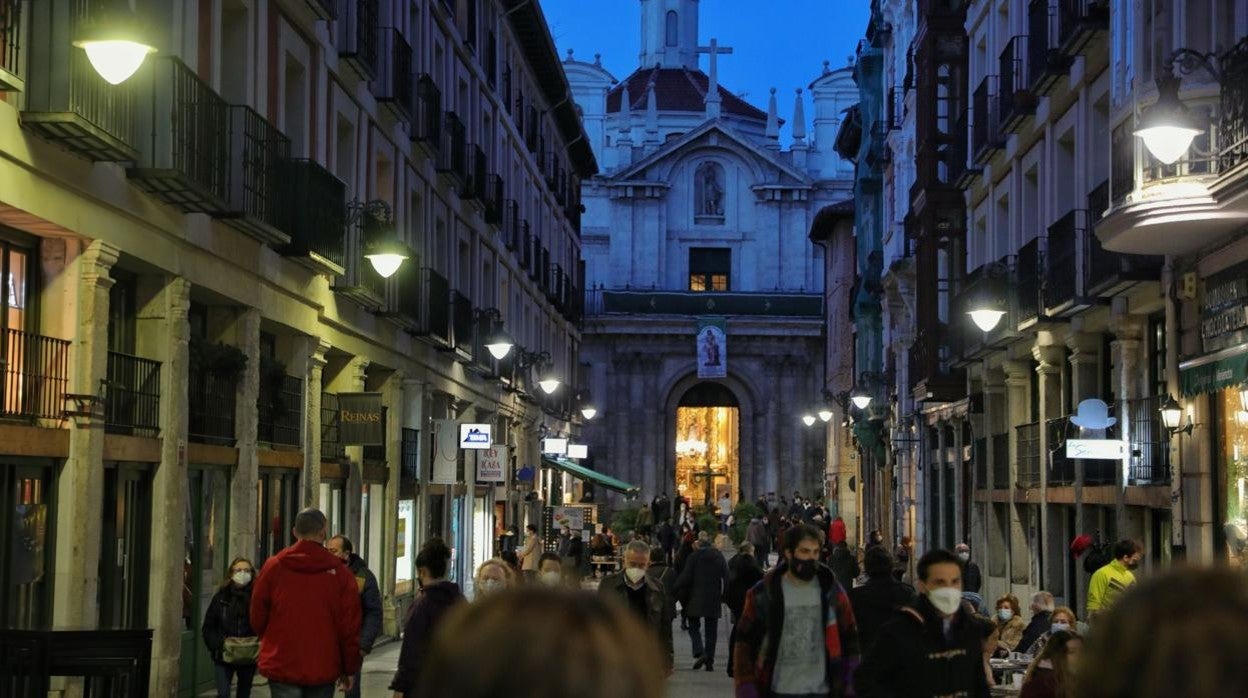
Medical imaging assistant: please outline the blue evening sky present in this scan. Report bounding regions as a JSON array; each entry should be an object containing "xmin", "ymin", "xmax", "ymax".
[{"xmin": 540, "ymin": 0, "xmax": 872, "ymax": 142}]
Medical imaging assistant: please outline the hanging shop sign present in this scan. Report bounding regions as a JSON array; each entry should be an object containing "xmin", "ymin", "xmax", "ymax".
[
  {"xmin": 459, "ymin": 423, "xmax": 493, "ymax": 450},
  {"xmin": 475, "ymin": 445, "xmax": 507, "ymax": 483},
  {"xmin": 542, "ymin": 437, "xmax": 568, "ymax": 455},
  {"xmin": 432, "ymin": 419, "xmax": 459, "ymax": 484},
  {"xmin": 696, "ymin": 317, "xmax": 727, "ymax": 379},
  {"xmin": 1201, "ymin": 261, "xmax": 1248, "ymax": 353},
  {"xmin": 338, "ymin": 392, "xmax": 384, "ymax": 445},
  {"xmin": 1065, "ymin": 439, "xmax": 1127, "ymax": 460},
  {"xmin": 566, "ymin": 443, "xmax": 588, "ymax": 459}
]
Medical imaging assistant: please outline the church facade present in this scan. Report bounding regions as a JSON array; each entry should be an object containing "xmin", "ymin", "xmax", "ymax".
[{"xmin": 564, "ymin": 0, "xmax": 857, "ymax": 509}]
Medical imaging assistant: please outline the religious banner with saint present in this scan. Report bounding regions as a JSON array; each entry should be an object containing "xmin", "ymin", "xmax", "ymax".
[{"xmin": 696, "ymin": 317, "xmax": 727, "ymax": 378}]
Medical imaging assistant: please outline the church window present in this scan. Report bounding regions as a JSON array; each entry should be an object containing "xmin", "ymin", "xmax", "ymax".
[
  {"xmin": 689, "ymin": 248, "xmax": 730, "ymax": 292},
  {"xmin": 694, "ymin": 161, "xmax": 726, "ymax": 224},
  {"xmin": 665, "ymin": 11, "xmax": 678, "ymax": 47}
]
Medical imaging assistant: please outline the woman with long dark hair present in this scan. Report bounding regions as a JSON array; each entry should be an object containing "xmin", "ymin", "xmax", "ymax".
[
  {"xmin": 202, "ymin": 557, "xmax": 259, "ymax": 698},
  {"xmin": 1019, "ymin": 629, "xmax": 1081, "ymax": 698}
]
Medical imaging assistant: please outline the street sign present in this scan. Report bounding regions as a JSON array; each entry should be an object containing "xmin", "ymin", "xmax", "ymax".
[
  {"xmin": 1065, "ymin": 439, "xmax": 1126, "ymax": 460},
  {"xmin": 567, "ymin": 443, "xmax": 588, "ymax": 459}
]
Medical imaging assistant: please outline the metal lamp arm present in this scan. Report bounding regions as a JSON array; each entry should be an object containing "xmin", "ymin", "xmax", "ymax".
[{"xmin": 1168, "ymin": 48, "xmax": 1222, "ymax": 84}]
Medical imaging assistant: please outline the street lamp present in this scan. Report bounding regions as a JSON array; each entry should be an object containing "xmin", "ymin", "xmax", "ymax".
[
  {"xmin": 801, "ymin": 414, "xmax": 817, "ymax": 427},
  {"xmin": 1134, "ymin": 49, "xmax": 1224, "ymax": 165},
  {"xmin": 577, "ymin": 390, "xmax": 597, "ymax": 420},
  {"xmin": 520, "ymin": 350, "xmax": 560, "ymax": 395},
  {"xmin": 1159, "ymin": 395, "xmax": 1193, "ymax": 437},
  {"xmin": 73, "ymin": 1, "xmax": 157, "ymax": 85},
  {"xmin": 475, "ymin": 309, "xmax": 514, "ymax": 360},
  {"xmin": 965, "ymin": 260, "xmax": 1010, "ymax": 332},
  {"xmin": 348, "ymin": 199, "xmax": 408, "ymax": 279},
  {"xmin": 850, "ymin": 388, "xmax": 872, "ymax": 410},
  {"xmin": 817, "ymin": 407, "xmax": 834, "ymax": 422},
  {"xmin": 581, "ymin": 406, "xmax": 597, "ymax": 420}
]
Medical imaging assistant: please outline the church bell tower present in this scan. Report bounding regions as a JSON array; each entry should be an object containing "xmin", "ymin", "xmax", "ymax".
[{"xmin": 638, "ymin": 0, "xmax": 700, "ymax": 69}]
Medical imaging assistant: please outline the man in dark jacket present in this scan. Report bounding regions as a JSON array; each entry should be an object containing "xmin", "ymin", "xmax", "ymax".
[
  {"xmin": 250, "ymin": 508, "xmax": 361, "ymax": 697},
  {"xmin": 855, "ymin": 548, "xmax": 990, "ymax": 698},
  {"xmin": 676, "ymin": 531, "xmax": 730, "ymax": 671},
  {"xmin": 956, "ymin": 542, "xmax": 983, "ymax": 593},
  {"xmin": 599, "ymin": 540, "xmax": 674, "ymax": 672},
  {"xmin": 390, "ymin": 539, "xmax": 464, "ymax": 697},
  {"xmin": 849, "ymin": 545, "xmax": 917, "ymax": 655},
  {"xmin": 733, "ymin": 523, "xmax": 861, "ymax": 697},
  {"xmin": 829, "ymin": 539, "xmax": 860, "ymax": 591},
  {"xmin": 746, "ymin": 517, "xmax": 771, "ymax": 567},
  {"xmin": 326, "ymin": 535, "xmax": 383, "ymax": 698},
  {"xmin": 1017, "ymin": 590, "xmax": 1055, "ymax": 657},
  {"xmin": 724, "ymin": 543, "xmax": 764, "ymax": 679},
  {"xmin": 657, "ymin": 518, "xmax": 677, "ymax": 564}
]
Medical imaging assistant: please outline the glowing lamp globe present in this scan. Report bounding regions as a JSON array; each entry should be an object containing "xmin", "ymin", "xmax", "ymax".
[{"xmin": 968, "ymin": 308, "xmax": 1006, "ymax": 332}]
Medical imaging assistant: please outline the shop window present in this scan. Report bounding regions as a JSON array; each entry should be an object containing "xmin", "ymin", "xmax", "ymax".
[
  {"xmin": 689, "ymin": 247, "xmax": 730, "ymax": 292},
  {"xmin": 1222, "ymin": 387, "xmax": 1248, "ymax": 570},
  {"xmin": 0, "ymin": 462, "xmax": 54, "ymax": 629}
]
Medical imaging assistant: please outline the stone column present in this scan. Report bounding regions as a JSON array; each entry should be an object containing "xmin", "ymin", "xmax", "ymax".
[
  {"xmin": 303, "ymin": 340, "xmax": 331, "ymax": 507},
  {"xmin": 610, "ymin": 356, "xmax": 630, "ymax": 499},
  {"xmin": 1004, "ymin": 360, "xmax": 1032, "ymax": 589},
  {"xmin": 143, "ymin": 277, "xmax": 191, "ymax": 697},
  {"xmin": 343, "ymin": 357, "xmax": 370, "ymax": 543},
  {"xmin": 1110, "ymin": 316, "xmax": 1144, "ymax": 533},
  {"xmin": 378, "ymin": 370, "xmax": 405, "ymax": 636},
  {"xmin": 1034, "ymin": 342, "xmax": 1065, "ymax": 590},
  {"xmin": 935, "ymin": 419, "xmax": 948, "ymax": 545},
  {"xmin": 981, "ymin": 367, "xmax": 1006, "ymax": 583},
  {"xmin": 1066, "ymin": 331, "xmax": 1100, "ymax": 613},
  {"xmin": 230, "ymin": 308, "xmax": 261, "ymax": 562},
  {"xmin": 53, "ymin": 241, "xmax": 118, "ymax": 631},
  {"xmin": 952, "ymin": 417, "xmax": 965, "ymax": 546},
  {"xmin": 764, "ymin": 359, "xmax": 782, "ymax": 495},
  {"xmin": 641, "ymin": 358, "xmax": 660, "ymax": 499}
]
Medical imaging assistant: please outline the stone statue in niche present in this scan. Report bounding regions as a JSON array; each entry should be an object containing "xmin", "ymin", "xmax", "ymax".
[{"xmin": 695, "ymin": 162, "xmax": 725, "ymax": 220}]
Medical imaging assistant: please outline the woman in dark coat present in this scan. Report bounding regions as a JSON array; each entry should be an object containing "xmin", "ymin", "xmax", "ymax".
[
  {"xmin": 202, "ymin": 557, "xmax": 258, "ymax": 698},
  {"xmin": 390, "ymin": 539, "xmax": 465, "ymax": 698},
  {"xmin": 724, "ymin": 543, "xmax": 764, "ymax": 678}
]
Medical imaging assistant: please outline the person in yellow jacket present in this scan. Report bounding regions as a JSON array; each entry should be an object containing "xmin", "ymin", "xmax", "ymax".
[{"xmin": 1087, "ymin": 540, "xmax": 1142, "ymax": 620}]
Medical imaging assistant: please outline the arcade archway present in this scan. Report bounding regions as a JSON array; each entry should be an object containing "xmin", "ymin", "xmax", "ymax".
[{"xmin": 674, "ymin": 382, "xmax": 739, "ymax": 508}]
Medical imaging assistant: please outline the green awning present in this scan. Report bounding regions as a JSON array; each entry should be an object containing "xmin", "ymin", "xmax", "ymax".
[
  {"xmin": 1180, "ymin": 343, "xmax": 1248, "ymax": 396},
  {"xmin": 541, "ymin": 457, "xmax": 640, "ymax": 495}
]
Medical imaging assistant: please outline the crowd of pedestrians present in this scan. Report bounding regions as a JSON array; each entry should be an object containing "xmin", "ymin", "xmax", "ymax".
[{"xmin": 201, "ymin": 502, "xmax": 1248, "ymax": 698}]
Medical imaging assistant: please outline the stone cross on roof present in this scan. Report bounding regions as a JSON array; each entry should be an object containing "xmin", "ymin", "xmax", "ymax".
[{"xmin": 697, "ymin": 38, "xmax": 733, "ymax": 118}]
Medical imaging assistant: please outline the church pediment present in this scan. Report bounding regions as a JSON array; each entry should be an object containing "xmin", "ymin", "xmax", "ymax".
[{"xmin": 606, "ymin": 121, "xmax": 813, "ymax": 188}]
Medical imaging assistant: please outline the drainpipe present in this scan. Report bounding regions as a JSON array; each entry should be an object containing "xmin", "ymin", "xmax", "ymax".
[{"xmin": 1163, "ymin": 256, "xmax": 1184, "ymax": 554}]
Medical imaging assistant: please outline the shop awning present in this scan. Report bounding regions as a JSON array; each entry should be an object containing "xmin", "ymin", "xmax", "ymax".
[
  {"xmin": 1180, "ymin": 343, "xmax": 1248, "ymax": 396},
  {"xmin": 541, "ymin": 457, "xmax": 640, "ymax": 495}
]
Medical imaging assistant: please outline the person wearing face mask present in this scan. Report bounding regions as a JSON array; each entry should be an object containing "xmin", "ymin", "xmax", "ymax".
[
  {"xmin": 1086, "ymin": 539, "xmax": 1142, "ymax": 620},
  {"xmin": 390, "ymin": 538, "xmax": 465, "ymax": 698},
  {"xmin": 732, "ymin": 523, "xmax": 861, "ymax": 697},
  {"xmin": 855, "ymin": 548, "xmax": 991, "ymax": 698},
  {"xmin": 992, "ymin": 594, "xmax": 1026, "ymax": 657},
  {"xmin": 675, "ymin": 531, "xmax": 730, "ymax": 672},
  {"xmin": 955, "ymin": 543, "xmax": 982, "ymax": 593},
  {"xmin": 535, "ymin": 552, "xmax": 567, "ymax": 587},
  {"xmin": 1022, "ymin": 606, "xmax": 1077, "ymax": 658},
  {"xmin": 473, "ymin": 559, "xmax": 516, "ymax": 599},
  {"xmin": 203, "ymin": 557, "xmax": 259, "ymax": 698},
  {"xmin": 598, "ymin": 539, "xmax": 675, "ymax": 674},
  {"xmin": 325, "ymin": 535, "xmax": 383, "ymax": 698}
]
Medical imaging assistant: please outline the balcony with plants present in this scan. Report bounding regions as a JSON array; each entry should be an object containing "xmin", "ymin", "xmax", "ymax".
[
  {"xmin": 187, "ymin": 338, "xmax": 243, "ymax": 446},
  {"xmin": 257, "ymin": 359, "xmax": 302, "ymax": 448}
]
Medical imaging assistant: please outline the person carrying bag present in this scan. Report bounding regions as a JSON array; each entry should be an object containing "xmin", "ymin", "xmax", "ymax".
[{"xmin": 203, "ymin": 557, "xmax": 261, "ymax": 697}]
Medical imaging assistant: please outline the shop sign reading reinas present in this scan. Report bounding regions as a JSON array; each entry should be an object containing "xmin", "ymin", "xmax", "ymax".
[{"xmin": 338, "ymin": 392, "xmax": 385, "ymax": 445}]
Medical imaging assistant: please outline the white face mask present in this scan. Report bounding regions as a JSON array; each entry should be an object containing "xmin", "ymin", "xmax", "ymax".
[
  {"xmin": 998, "ymin": 608, "xmax": 1014, "ymax": 622},
  {"xmin": 540, "ymin": 571, "xmax": 563, "ymax": 586},
  {"xmin": 1051, "ymin": 622, "xmax": 1071, "ymax": 634},
  {"xmin": 624, "ymin": 567, "xmax": 647, "ymax": 585},
  {"xmin": 957, "ymin": 551, "xmax": 970, "ymax": 562},
  {"xmin": 927, "ymin": 587, "xmax": 963, "ymax": 616},
  {"xmin": 479, "ymin": 578, "xmax": 504, "ymax": 593},
  {"xmin": 232, "ymin": 571, "xmax": 252, "ymax": 587}
]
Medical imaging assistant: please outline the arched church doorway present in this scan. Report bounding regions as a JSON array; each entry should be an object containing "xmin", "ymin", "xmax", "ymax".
[{"xmin": 674, "ymin": 382, "xmax": 739, "ymax": 509}]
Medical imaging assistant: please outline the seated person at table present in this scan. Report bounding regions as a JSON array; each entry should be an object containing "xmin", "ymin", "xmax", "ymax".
[
  {"xmin": 1020, "ymin": 630, "xmax": 1081, "ymax": 698},
  {"xmin": 589, "ymin": 533, "xmax": 615, "ymax": 558}
]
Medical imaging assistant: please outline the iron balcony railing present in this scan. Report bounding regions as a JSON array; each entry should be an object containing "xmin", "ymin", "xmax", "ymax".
[
  {"xmin": 412, "ymin": 75, "xmax": 442, "ymax": 146},
  {"xmin": 379, "ymin": 256, "xmax": 422, "ymax": 329},
  {"xmin": 1016, "ymin": 421, "xmax": 1041, "ymax": 488},
  {"xmin": 991, "ymin": 432, "xmax": 1009, "ymax": 489},
  {"xmin": 972, "ymin": 75, "xmax": 1004, "ymax": 163},
  {"xmin": 414, "ymin": 267, "xmax": 452, "ymax": 344},
  {"xmin": 277, "ymin": 159, "xmax": 347, "ymax": 271},
  {"xmin": 1126, "ymin": 395, "xmax": 1171, "ymax": 485},
  {"xmin": 337, "ymin": 0, "xmax": 380, "ymax": 80},
  {"xmin": 887, "ymin": 86, "xmax": 904, "ymax": 129},
  {"xmin": 1047, "ymin": 418, "xmax": 1075, "ymax": 485},
  {"xmin": 484, "ymin": 174, "xmax": 504, "ymax": 224},
  {"xmin": 224, "ymin": 105, "xmax": 290, "ymax": 242},
  {"xmin": 564, "ymin": 282, "xmax": 582, "ymax": 324},
  {"xmin": 546, "ymin": 264, "xmax": 564, "ymax": 305},
  {"xmin": 1057, "ymin": 0, "xmax": 1110, "ymax": 56},
  {"xmin": 436, "ymin": 111, "xmax": 467, "ymax": 182},
  {"xmin": 258, "ymin": 374, "xmax": 303, "ymax": 447},
  {"xmin": 585, "ymin": 288, "xmax": 824, "ymax": 317},
  {"xmin": 502, "ymin": 200, "xmax": 520, "ymax": 249},
  {"xmin": 999, "ymin": 36, "xmax": 1035, "ymax": 132},
  {"xmin": 21, "ymin": 0, "xmax": 139, "ymax": 160},
  {"xmin": 1043, "ymin": 209, "xmax": 1087, "ymax": 313},
  {"xmin": 1085, "ymin": 178, "xmax": 1163, "ymax": 295},
  {"xmin": 949, "ymin": 111, "xmax": 978, "ymax": 189},
  {"xmin": 188, "ymin": 372, "xmax": 237, "ymax": 445},
  {"xmin": 1027, "ymin": 0, "xmax": 1071, "ymax": 95},
  {"xmin": 104, "ymin": 352, "xmax": 161, "ymax": 437},
  {"xmin": 450, "ymin": 291, "xmax": 474, "ymax": 358},
  {"xmin": 321, "ymin": 392, "xmax": 346, "ymax": 462},
  {"xmin": 1, "ymin": 328, "xmax": 71, "ymax": 422},
  {"xmin": 908, "ymin": 324, "xmax": 964, "ymax": 402},
  {"xmin": 1016, "ymin": 236, "xmax": 1043, "ymax": 325},
  {"xmin": 520, "ymin": 222, "xmax": 533, "ymax": 270},
  {"xmin": 374, "ymin": 28, "xmax": 414, "ymax": 121},
  {"xmin": 461, "ymin": 144, "xmax": 487, "ymax": 200},
  {"xmin": 334, "ymin": 213, "xmax": 386, "ymax": 306},
  {"xmin": 128, "ymin": 57, "xmax": 231, "ymax": 214},
  {"xmin": 0, "ymin": 0, "xmax": 20, "ymax": 88},
  {"xmin": 1219, "ymin": 37, "xmax": 1248, "ymax": 173}
]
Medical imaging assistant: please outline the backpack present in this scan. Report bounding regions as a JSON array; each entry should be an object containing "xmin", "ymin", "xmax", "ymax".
[{"xmin": 1082, "ymin": 541, "xmax": 1114, "ymax": 574}]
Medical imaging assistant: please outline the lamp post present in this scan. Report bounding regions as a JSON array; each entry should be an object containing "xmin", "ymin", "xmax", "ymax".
[
  {"xmin": 1159, "ymin": 395, "xmax": 1193, "ymax": 437},
  {"xmin": 519, "ymin": 350, "xmax": 560, "ymax": 395},
  {"xmin": 73, "ymin": 0, "xmax": 157, "ymax": 85},
  {"xmin": 347, "ymin": 199, "xmax": 408, "ymax": 279},
  {"xmin": 1134, "ymin": 48, "xmax": 1224, "ymax": 165},
  {"xmin": 474, "ymin": 308, "xmax": 514, "ymax": 360},
  {"xmin": 577, "ymin": 390, "xmax": 597, "ymax": 421},
  {"xmin": 965, "ymin": 261, "xmax": 1010, "ymax": 333}
]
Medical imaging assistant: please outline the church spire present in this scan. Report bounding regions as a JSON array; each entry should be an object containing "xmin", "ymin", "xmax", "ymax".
[
  {"xmin": 638, "ymin": 0, "xmax": 700, "ymax": 69},
  {"xmin": 791, "ymin": 88, "xmax": 807, "ymax": 143},
  {"xmin": 644, "ymin": 79, "xmax": 660, "ymax": 148},
  {"xmin": 765, "ymin": 87, "xmax": 780, "ymax": 150}
]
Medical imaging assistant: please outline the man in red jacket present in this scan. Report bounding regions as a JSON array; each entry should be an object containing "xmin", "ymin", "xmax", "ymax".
[{"xmin": 251, "ymin": 508, "xmax": 362, "ymax": 697}]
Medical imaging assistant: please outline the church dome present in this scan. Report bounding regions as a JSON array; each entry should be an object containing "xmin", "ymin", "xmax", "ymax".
[{"xmin": 605, "ymin": 65, "xmax": 771, "ymax": 123}]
